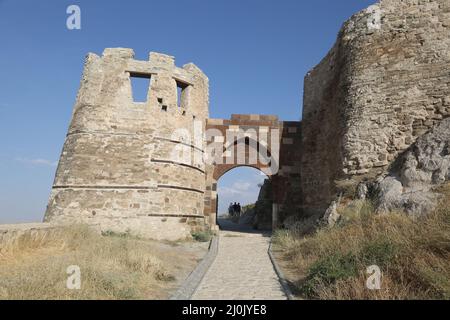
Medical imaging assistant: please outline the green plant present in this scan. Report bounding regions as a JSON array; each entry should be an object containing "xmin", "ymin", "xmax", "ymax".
[
  {"xmin": 191, "ymin": 230, "xmax": 214, "ymax": 242},
  {"xmin": 275, "ymin": 183, "xmax": 450, "ymax": 299},
  {"xmin": 360, "ymin": 238, "xmax": 399, "ymax": 267},
  {"xmin": 300, "ymin": 253, "xmax": 358, "ymax": 298},
  {"xmin": 101, "ymin": 229, "xmax": 133, "ymax": 239}
]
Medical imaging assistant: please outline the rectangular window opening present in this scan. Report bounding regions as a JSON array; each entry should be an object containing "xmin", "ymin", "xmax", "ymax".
[
  {"xmin": 176, "ymin": 80, "xmax": 189, "ymax": 108},
  {"xmin": 130, "ymin": 72, "xmax": 151, "ymax": 102}
]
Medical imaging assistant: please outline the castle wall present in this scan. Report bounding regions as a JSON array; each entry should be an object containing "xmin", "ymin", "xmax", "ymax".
[
  {"xmin": 301, "ymin": 0, "xmax": 450, "ymax": 216},
  {"xmin": 43, "ymin": 0, "xmax": 450, "ymax": 235},
  {"xmin": 45, "ymin": 49, "xmax": 209, "ymax": 240}
]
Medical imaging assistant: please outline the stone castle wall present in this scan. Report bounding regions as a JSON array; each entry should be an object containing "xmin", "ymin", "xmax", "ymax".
[
  {"xmin": 45, "ymin": 49, "xmax": 209, "ymax": 240},
  {"xmin": 42, "ymin": 0, "xmax": 450, "ymax": 237},
  {"xmin": 301, "ymin": 0, "xmax": 450, "ymax": 216}
]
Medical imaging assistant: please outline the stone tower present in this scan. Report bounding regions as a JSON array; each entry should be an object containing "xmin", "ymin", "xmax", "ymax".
[{"xmin": 45, "ymin": 48, "xmax": 209, "ymax": 240}]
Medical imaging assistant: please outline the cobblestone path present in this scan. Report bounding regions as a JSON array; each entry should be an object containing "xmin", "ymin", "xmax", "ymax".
[{"xmin": 192, "ymin": 220, "xmax": 286, "ymax": 300}]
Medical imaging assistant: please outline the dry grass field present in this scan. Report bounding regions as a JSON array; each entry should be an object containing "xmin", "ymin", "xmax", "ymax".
[
  {"xmin": 0, "ymin": 225, "xmax": 207, "ymax": 299},
  {"xmin": 273, "ymin": 184, "xmax": 450, "ymax": 300}
]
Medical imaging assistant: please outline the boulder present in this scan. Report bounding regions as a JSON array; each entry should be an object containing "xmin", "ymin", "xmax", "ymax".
[
  {"xmin": 356, "ymin": 183, "xmax": 369, "ymax": 200},
  {"xmin": 374, "ymin": 118, "xmax": 450, "ymax": 216},
  {"xmin": 323, "ymin": 200, "xmax": 340, "ymax": 226}
]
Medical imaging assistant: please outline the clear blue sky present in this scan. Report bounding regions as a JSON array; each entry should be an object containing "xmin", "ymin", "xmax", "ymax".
[{"xmin": 0, "ymin": 0, "xmax": 376, "ymax": 223}]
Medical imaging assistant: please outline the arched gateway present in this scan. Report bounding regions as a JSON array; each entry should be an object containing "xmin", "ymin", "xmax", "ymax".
[
  {"xmin": 44, "ymin": 49, "xmax": 302, "ymax": 240},
  {"xmin": 203, "ymin": 114, "xmax": 302, "ymax": 230}
]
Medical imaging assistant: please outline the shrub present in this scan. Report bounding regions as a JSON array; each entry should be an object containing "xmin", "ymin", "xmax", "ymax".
[
  {"xmin": 274, "ymin": 183, "xmax": 450, "ymax": 300},
  {"xmin": 191, "ymin": 230, "xmax": 214, "ymax": 242},
  {"xmin": 360, "ymin": 238, "xmax": 399, "ymax": 268},
  {"xmin": 300, "ymin": 253, "xmax": 358, "ymax": 298}
]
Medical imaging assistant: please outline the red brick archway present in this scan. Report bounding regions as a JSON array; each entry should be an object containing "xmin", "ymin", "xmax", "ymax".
[{"xmin": 203, "ymin": 114, "xmax": 302, "ymax": 230}]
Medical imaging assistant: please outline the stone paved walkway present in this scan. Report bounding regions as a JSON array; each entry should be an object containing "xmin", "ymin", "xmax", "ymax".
[{"xmin": 192, "ymin": 219, "xmax": 286, "ymax": 300}]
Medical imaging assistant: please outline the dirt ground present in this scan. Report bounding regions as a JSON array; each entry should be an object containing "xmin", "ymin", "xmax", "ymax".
[{"xmin": 270, "ymin": 249, "xmax": 303, "ymax": 299}]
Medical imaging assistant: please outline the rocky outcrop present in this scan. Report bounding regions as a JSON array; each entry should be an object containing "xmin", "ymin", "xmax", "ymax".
[
  {"xmin": 373, "ymin": 118, "xmax": 450, "ymax": 216},
  {"xmin": 323, "ymin": 201, "xmax": 340, "ymax": 227},
  {"xmin": 253, "ymin": 179, "xmax": 273, "ymax": 230},
  {"xmin": 301, "ymin": 0, "xmax": 450, "ymax": 217}
]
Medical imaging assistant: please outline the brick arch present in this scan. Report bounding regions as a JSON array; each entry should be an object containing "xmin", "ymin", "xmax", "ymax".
[
  {"xmin": 214, "ymin": 136, "xmax": 276, "ymax": 180},
  {"xmin": 214, "ymin": 164, "xmax": 269, "ymax": 181},
  {"xmin": 203, "ymin": 114, "xmax": 302, "ymax": 230}
]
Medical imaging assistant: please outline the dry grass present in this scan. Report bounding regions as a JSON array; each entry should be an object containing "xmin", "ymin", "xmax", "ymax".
[
  {"xmin": 0, "ymin": 225, "xmax": 175, "ymax": 300},
  {"xmin": 273, "ymin": 184, "xmax": 450, "ymax": 300}
]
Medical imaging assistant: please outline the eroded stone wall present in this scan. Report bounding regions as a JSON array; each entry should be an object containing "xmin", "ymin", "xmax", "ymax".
[
  {"xmin": 301, "ymin": 0, "xmax": 450, "ymax": 216},
  {"xmin": 45, "ymin": 49, "xmax": 209, "ymax": 240},
  {"xmin": 43, "ymin": 0, "xmax": 448, "ymax": 236}
]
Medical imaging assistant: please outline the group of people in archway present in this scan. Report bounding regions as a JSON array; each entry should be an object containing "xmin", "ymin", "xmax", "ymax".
[{"xmin": 228, "ymin": 202, "xmax": 242, "ymax": 218}]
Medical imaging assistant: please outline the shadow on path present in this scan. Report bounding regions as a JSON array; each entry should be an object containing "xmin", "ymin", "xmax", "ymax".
[{"xmin": 217, "ymin": 218, "xmax": 271, "ymax": 237}]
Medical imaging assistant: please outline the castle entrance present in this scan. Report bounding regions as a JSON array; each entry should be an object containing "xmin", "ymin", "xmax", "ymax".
[
  {"xmin": 215, "ymin": 166, "xmax": 270, "ymax": 231},
  {"xmin": 203, "ymin": 114, "xmax": 302, "ymax": 230}
]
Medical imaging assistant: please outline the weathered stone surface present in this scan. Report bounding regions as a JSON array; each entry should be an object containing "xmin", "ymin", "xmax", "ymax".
[
  {"xmin": 44, "ymin": 49, "xmax": 302, "ymax": 239},
  {"xmin": 356, "ymin": 183, "xmax": 369, "ymax": 200},
  {"xmin": 323, "ymin": 200, "xmax": 340, "ymax": 227},
  {"xmin": 301, "ymin": 0, "xmax": 450, "ymax": 216},
  {"xmin": 38, "ymin": 0, "xmax": 450, "ymax": 240},
  {"xmin": 375, "ymin": 118, "xmax": 450, "ymax": 216},
  {"xmin": 45, "ymin": 50, "xmax": 210, "ymax": 240},
  {"xmin": 375, "ymin": 176, "xmax": 405, "ymax": 212},
  {"xmin": 253, "ymin": 179, "xmax": 273, "ymax": 230}
]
